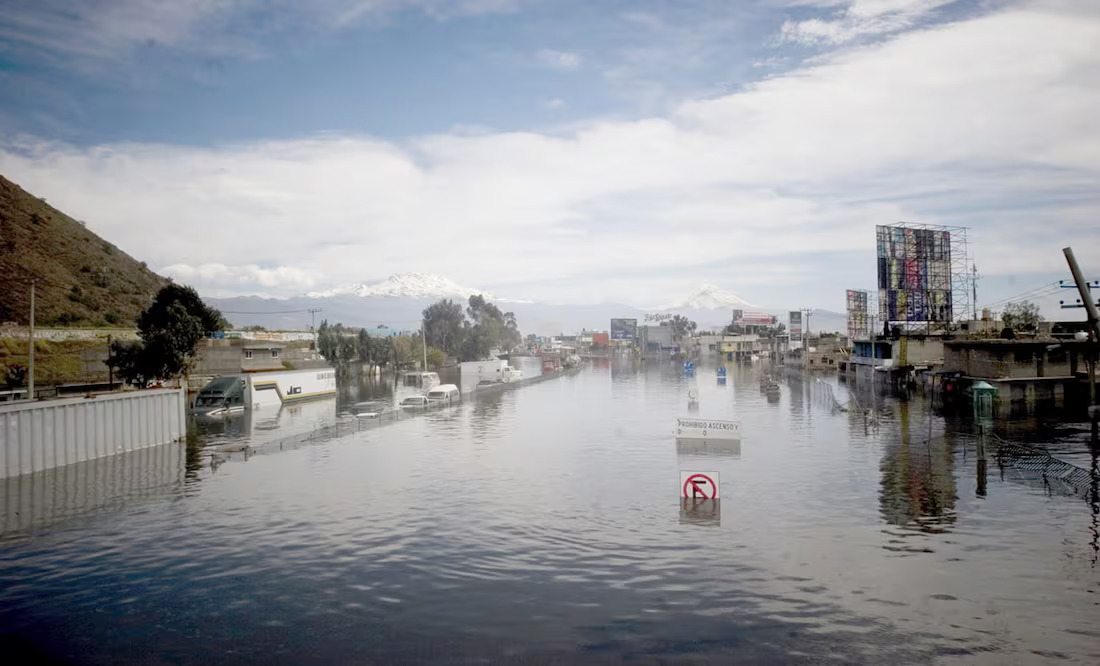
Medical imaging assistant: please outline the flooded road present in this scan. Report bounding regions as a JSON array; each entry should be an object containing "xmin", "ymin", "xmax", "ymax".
[{"xmin": 2, "ymin": 360, "xmax": 1098, "ymax": 664}]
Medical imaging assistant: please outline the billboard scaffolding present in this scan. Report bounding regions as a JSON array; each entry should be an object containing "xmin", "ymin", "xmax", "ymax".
[
  {"xmin": 875, "ymin": 222, "xmax": 971, "ymax": 327},
  {"xmin": 846, "ymin": 290, "xmax": 869, "ymax": 339}
]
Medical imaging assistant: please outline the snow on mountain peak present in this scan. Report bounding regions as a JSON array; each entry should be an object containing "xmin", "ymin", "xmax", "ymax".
[
  {"xmin": 306, "ymin": 272, "xmax": 497, "ymax": 300},
  {"xmin": 679, "ymin": 283, "xmax": 755, "ymax": 310}
]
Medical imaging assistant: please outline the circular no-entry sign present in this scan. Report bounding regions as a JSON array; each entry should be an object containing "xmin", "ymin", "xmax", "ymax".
[{"xmin": 681, "ymin": 472, "xmax": 719, "ymax": 499}]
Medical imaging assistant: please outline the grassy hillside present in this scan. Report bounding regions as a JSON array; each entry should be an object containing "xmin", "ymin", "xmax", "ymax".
[{"xmin": 0, "ymin": 174, "xmax": 169, "ymax": 326}]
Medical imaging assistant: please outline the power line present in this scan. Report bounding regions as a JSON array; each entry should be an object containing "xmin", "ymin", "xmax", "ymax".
[
  {"xmin": 218, "ymin": 308, "xmax": 316, "ymax": 315},
  {"xmin": 977, "ymin": 281, "xmax": 1066, "ymax": 311}
]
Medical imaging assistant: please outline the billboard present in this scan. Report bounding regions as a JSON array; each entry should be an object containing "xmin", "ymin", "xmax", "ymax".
[
  {"xmin": 876, "ymin": 225, "xmax": 953, "ymax": 323},
  {"xmin": 732, "ymin": 309, "xmax": 777, "ymax": 327},
  {"xmin": 846, "ymin": 290, "xmax": 869, "ymax": 339},
  {"xmin": 789, "ymin": 311, "xmax": 802, "ymax": 347},
  {"xmin": 641, "ymin": 325, "xmax": 675, "ymax": 349},
  {"xmin": 610, "ymin": 318, "xmax": 638, "ymax": 341}
]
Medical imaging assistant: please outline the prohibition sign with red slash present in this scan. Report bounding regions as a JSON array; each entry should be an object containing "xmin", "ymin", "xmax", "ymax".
[{"xmin": 681, "ymin": 473, "xmax": 719, "ymax": 499}]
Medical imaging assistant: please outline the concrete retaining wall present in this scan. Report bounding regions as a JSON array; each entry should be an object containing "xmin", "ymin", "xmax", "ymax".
[
  {"xmin": 0, "ymin": 389, "xmax": 186, "ymax": 478},
  {"xmin": 0, "ymin": 326, "xmax": 140, "ymax": 342}
]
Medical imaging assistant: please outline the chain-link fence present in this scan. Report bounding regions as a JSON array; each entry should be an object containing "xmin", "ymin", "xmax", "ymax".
[
  {"xmin": 992, "ymin": 434, "xmax": 1097, "ymax": 498},
  {"xmin": 809, "ymin": 377, "xmax": 845, "ymax": 413}
]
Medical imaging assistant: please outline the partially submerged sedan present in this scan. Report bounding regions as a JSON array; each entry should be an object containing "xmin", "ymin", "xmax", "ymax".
[
  {"xmin": 351, "ymin": 400, "xmax": 390, "ymax": 418},
  {"xmin": 399, "ymin": 395, "xmax": 430, "ymax": 410}
]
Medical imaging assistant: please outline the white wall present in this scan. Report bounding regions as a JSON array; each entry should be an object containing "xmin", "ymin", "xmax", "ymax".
[{"xmin": 0, "ymin": 389, "xmax": 186, "ymax": 478}]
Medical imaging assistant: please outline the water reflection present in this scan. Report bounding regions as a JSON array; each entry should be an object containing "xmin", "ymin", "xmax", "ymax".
[
  {"xmin": 679, "ymin": 498, "xmax": 721, "ymax": 527},
  {"xmin": 2, "ymin": 363, "xmax": 1099, "ymax": 663},
  {"xmin": 192, "ymin": 396, "xmax": 338, "ymax": 448},
  {"xmin": 0, "ymin": 441, "xmax": 185, "ymax": 540},
  {"xmin": 879, "ymin": 402, "xmax": 957, "ymax": 536},
  {"xmin": 675, "ymin": 438, "xmax": 741, "ymax": 458}
]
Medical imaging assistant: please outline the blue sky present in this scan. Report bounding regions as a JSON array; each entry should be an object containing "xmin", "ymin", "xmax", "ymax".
[{"xmin": 1, "ymin": 0, "xmax": 1098, "ymax": 316}]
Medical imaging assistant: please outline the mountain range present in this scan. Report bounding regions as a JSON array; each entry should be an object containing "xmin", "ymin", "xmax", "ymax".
[
  {"xmin": 0, "ymin": 171, "xmax": 846, "ymax": 336},
  {"xmin": 206, "ymin": 273, "xmax": 847, "ymax": 335}
]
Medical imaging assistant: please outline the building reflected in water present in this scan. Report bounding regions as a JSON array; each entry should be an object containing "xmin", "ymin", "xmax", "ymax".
[{"xmin": 878, "ymin": 403, "xmax": 958, "ymax": 534}]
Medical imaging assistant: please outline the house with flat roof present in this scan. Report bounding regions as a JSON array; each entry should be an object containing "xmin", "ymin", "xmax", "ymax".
[{"xmin": 941, "ymin": 339, "xmax": 1093, "ymax": 416}]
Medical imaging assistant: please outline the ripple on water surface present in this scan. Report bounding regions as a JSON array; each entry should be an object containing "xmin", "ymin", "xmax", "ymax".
[{"xmin": 1, "ymin": 362, "xmax": 1098, "ymax": 664}]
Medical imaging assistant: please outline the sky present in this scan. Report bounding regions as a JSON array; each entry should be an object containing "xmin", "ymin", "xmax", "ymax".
[{"xmin": 0, "ymin": 0, "xmax": 1098, "ymax": 314}]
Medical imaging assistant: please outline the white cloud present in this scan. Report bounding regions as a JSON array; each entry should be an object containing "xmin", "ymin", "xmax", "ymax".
[
  {"xmin": 1, "ymin": 1, "xmax": 1097, "ymax": 305},
  {"xmin": 536, "ymin": 49, "xmax": 582, "ymax": 71},
  {"xmin": 780, "ymin": 0, "xmax": 959, "ymax": 45},
  {"xmin": 161, "ymin": 263, "xmax": 320, "ymax": 298},
  {"xmin": 0, "ymin": 0, "xmax": 526, "ymax": 64},
  {"xmin": 544, "ymin": 98, "xmax": 566, "ymax": 109}
]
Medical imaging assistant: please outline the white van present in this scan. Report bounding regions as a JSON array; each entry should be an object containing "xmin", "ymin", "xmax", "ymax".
[{"xmin": 426, "ymin": 384, "xmax": 460, "ymax": 405}]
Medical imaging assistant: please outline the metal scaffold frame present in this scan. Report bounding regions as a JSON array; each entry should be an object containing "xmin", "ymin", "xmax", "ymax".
[{"xmin": 876, "ymin": 222, "xmax": 972, "ymax": 329}]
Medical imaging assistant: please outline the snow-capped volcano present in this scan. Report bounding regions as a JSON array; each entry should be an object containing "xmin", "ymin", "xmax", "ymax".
[
  {"xmin": 674, "ymin": 283, "xmax": 755, "ymax": 310},
  {"xmin": 306, "ymin": 272, "xmax": 507, "ymax": 301}
]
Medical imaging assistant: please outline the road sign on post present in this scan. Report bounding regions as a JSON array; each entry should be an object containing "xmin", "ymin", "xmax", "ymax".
[
  {"xmin": 680, "ymin": 471, "xmax": 720, "ymax": 499},
  {"xmin": 675, "ymin": 418, "xmax": 741, "ymax": 441}
]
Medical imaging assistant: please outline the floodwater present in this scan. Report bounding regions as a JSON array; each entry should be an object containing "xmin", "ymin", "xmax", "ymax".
[{"xmin": 1, "ymin": 359, "xmax": 1098, "ymax": 664}]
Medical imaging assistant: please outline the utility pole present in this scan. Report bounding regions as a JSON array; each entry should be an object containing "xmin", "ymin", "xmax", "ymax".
[
  {"xmin": 971, "ymin": 264, "xmax": 980, "ymax": 320},
  {"xmin": 421, "ymin": 324, "xmax": 428, "ymax": 372},
  {"xmin": 27, "ymin": 279, "xmax": 36, "ymax": 401},
  {"xmin": 868, "ymin": 307, "xmax": 877, "ymax": 422},
  {"xmin": 308, "ymin": 308, "xmax": 322, "ymax": 332},
  {"xmin": 801, "ymin": 308, "xmax": 814, "ymax": 349},
  {"xmin": 107, "ymin": 334, "xmax": 113, "ymax": 389},
  {"xmin": 1063, "ymin": 247, "xmax": 1099, "ymax": 444}
]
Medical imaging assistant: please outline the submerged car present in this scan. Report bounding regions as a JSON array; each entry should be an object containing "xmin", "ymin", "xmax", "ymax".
[
  {"xmin": 426, "ymin": 384, "xmax": 460, "ymax": 404},
  {"xmin": 399, "ymin": 395, "xmax": 430, "ymax": 409},
  {"xmin": 351, "ymin": 400, "xmax": 390, "ymax": 418}
]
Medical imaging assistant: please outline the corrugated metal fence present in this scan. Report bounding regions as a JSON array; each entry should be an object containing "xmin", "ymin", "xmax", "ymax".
[{"xmin": 0, "ymin": 389, "xmax": 186, "ymax": 478}]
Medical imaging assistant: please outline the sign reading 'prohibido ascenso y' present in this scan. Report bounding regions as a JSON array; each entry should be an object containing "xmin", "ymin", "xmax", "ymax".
[{"xmin": 675, "ymin": 418, "xmax": 741, "ymax": 441}]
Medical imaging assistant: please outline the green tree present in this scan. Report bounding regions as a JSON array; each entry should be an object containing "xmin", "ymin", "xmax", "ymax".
[
  {"xmin": 391, "ymin": 335, "xmax": 415, "ymax": 368},
  {"xmin": 459, "ymin": 321, "xmax": 493, "ymax": 362},
  {"xmin": 423, "ymin": 299, "xmax": 466, "ymax": 355},
  {"xmin": 426, "ymin": 347, "xmax": 445, "ymax": 371},
  {"xmin": 1002, "ymin": 301, "xmax": 1042, "ymax": 333},
  {"xmin": 108, "ymin": 284, "xmax": 226, "ymax": 386},
  {"xmin": 502, "ymin": 311, "xmax": 521, "ymax": 349},
  {"xmin": 107, "ymin": 339, "xmax": 153, "ymax": 388},
  {"xmin": 357, "ymin": 329, "xmax": 375, "ymax": 366},
  {"xmin": 317, "ymin": 320, "xmax": 338, "ymax": 362},
  {"xmin": 3, "ymin": 363, "xmax": 27, "ymax": 391},
  {"xmin": 139, "ymin": 284, "xmax": 226, "ymax": 337},
  {"xmin": 423, "ymin": 295, "xmax": 522, "ymax": 362},
  {"xmin": 317, "ymin": 320, "xmax": 356, "ymax": 380},
  {"xmin": 662, "ymin": 315, "xmax": 697, "ymax": 342}
]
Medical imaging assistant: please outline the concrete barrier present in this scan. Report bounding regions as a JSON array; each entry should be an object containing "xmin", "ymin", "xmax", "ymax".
[{"xmin": 0, "ymin": 389, "xmax": 186, "ymax": 478}]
